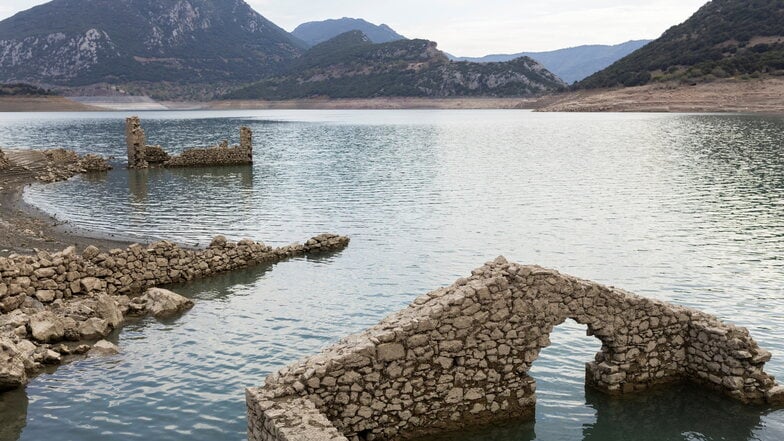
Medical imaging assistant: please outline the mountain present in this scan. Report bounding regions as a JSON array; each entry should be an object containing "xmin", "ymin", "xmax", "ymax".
[
  {"xmin": 578, "ymin": 0, "xmax": 784, "ymax": 89},
  {"xmin": 226, "ymin": 31, "xmax": 566, "ymax": 100},
  {"xmin": 453, "ymin": 40, "xmax": 652, "ymax": 84},
  {"xmin": 292, "ymin": 17, "xmax": 406, "ymax": 46},
  {"xmin": 0, "ymin": 0, "xmax": 306, "ymax": 88}
]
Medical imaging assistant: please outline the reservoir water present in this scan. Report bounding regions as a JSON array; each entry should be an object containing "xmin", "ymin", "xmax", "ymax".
[{"xmin": 0, "ymin": 110, "xmax": 783, "ymax": 440}]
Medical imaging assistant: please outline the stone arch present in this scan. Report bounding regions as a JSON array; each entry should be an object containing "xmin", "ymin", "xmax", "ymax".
[{"xmin": 247, "ymin": 257, "xmax": 783, "ymax": 441}]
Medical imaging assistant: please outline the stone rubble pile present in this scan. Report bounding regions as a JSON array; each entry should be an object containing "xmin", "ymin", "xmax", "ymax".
[
  {"xmin": 35, "ymin": 148, "xmax": 112, "ymax": 183},
  {"xmin": 142, "ymin": 145, "xmax": 170, "ymax": 165},
  {"xmin": 247, "ymin": 257, "xmax": 782, "ymax": 441},
  {"xmin": 0, "ymin": 233, "xmax": 349, "ymax": 391}
]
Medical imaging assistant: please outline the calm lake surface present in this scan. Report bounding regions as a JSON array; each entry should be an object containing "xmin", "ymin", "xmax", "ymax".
[{"xmin": 0, "ymin": 110, "xmax": 782, "ymax": 441}]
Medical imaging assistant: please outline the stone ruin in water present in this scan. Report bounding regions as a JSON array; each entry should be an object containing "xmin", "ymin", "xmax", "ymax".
[
  {"xmin": 125, "ymin": 116, "xmax": 253, "ymax": 169},
  {"xmin": 247, "ymin": 257, "xmax": 784, "ymax": 441}
]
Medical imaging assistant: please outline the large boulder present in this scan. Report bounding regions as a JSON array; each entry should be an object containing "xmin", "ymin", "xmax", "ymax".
[
  {"xmin": 79, "ymin": 317, "xmax": 110, "ymax": 340},
  {"xmin": 88, "ymin": 340, "xmax": 119, "ymax": 357},
  {"xmin": 139, "ymin": 288, "xmax": 194, "ymax": 318},
  {"xmin": 768, "ymin": 385, "xmax": 784, "ymax": 405},
  {"xmin": 29, "ymin": 311, "xmax": 65, "ymax": 343},
  {"xmin": 80, "ymin": 277, "xmax": 104, "ymax": 293},
  {"xmin": 94, "ymin": 294, "xmax": 123, "ymax": 328},
  {"xmin": 0, "ymin": 338, "xmax": 26, "ymax": 391}
]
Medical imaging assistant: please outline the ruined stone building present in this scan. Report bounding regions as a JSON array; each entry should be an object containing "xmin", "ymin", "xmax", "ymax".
[{"xmin": 125, "ymin": 117, "xmax": 253, "ymax": 169}]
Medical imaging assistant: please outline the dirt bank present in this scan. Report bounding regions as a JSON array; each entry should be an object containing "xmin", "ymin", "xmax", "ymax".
[
  {"xmin": 206, "ymin": 97, "xmax": 539, "ymax": 110},
  {"xmin": 0, "ymin": 97, "xmax": 100, "ymax": 112},
  {"xmin": 0, "ymin": 149, "xmax": 127, "ymax": 256},
  {"xmin": 536, "ymin": 78, "xmax": 784, "ymax": 113}
]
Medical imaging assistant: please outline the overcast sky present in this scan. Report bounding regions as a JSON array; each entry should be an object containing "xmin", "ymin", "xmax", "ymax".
[{"xmin": 0, "ymin": 0, "xmax": 707, "ymax": 55}]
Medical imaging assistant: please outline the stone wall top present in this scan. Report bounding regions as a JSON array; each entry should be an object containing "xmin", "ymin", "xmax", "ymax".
[{"xmin": 0, "ymin": 233, "xmax": 350, "ymax": 392}]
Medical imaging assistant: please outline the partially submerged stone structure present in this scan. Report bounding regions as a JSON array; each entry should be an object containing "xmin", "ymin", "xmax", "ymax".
[
  {"xmin": 125, "ymin": 116, "xmax": 253, "ymax": 169},
  {"xmin": 247, "ymin": 257, "xmax": 783, "ymax": 441},
  {"xmin": 0, "ymin": 233, "xmax": 349, "ymax": 391}
]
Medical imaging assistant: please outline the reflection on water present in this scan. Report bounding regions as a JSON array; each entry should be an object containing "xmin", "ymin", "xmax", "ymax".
[
  {"xmin": 1, "ymin": 110, "xmax": 783, "ymax": 441},
  {"xmin": 0, "ymin": 389, "xmax": 27, "ymax": 441},
  {"xmin": 582, "ymin": 384, "xmax": 768, "ymax": 441}
]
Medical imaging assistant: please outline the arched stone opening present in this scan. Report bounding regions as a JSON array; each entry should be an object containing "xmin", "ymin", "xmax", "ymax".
[
  {"xmin": 476, "ymin": 318, "xmax": 604, "ymax": 441},
  {"xmin": 247, "ymin": 258, "xmax": 782, "ymax": 441}
]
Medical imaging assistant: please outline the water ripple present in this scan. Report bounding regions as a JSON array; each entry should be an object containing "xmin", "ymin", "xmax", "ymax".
[{"xmin": 0, "ymin": 110, "xmax": 782, "ymax": 441}]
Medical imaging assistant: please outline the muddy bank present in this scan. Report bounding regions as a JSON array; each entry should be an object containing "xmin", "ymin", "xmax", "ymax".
[
  {"xmin": 0, "ymin": 149, "xmax": 125, "ymax": 256},
  {"xmin": 0, "ymin": 97, "xmax": 100, "ymax": 112},
  {"xmin": 536, "ymin": 78, "xmax": 784, "ymax": 113}
]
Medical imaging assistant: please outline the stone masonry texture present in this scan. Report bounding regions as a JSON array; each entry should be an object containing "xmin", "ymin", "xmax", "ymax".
[
  {"xmin": 247, "ymin": 257, "xmax": 783, "ymax": 441},
  {"xmin": 125, "ymin": 117, "xmax": 253, "ymax": 168},
  {"xmin": 0, "ymin": 234, "xmax": 350, "ymax": 391}
]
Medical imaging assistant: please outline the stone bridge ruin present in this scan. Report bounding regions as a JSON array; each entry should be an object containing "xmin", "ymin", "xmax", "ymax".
[
  {"xmin": 125, "ymin": 116, "xmax": 253, "ymax": 169},
  {"xmin": 247, "ymin": 257, "xmax": 783, "ymax": 441}
]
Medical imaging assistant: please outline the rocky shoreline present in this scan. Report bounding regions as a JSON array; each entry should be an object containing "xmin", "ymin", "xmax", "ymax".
[
  {"xmin": 0, "ymin": 233, "xmax": 349, "ymax": 391},
  {"xmin": 0, "ymin": 146, "xmax": 351, "ymax": 392},
  {"xmin": 535, "ymin": 78, "xmax": 784, "ymax": 113}
]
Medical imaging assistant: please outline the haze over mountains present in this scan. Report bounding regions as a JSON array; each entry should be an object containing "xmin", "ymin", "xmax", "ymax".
[
  {"xmin": 1, "ymin": 0, "xmax": 780, "ymax": 101},
  {"xmin": 227, "ymin": 30, "xmax": 565, "ymax": 100},
  {"xmin": 292, "ymin": 18, "xmax": 406, "ymax": 46},
  {"xmin": 579, "ymin": 0, "xmax": 784, "ymax": 88},
  {"xmin": 452, "ymin": 40, "xmax": 652, "ymax": 84},
  {"xmin": 0, "ymin": 0, "xmax": 568, "ymax": 99}
]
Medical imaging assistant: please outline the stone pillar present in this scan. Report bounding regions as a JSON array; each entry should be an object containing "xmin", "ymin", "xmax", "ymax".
[
  {"xmin": 240, "ymin": 126, "xmax": 253, "ymax": 162},
  {"xmin": 125, "ymin": 116, "xmax": 148, "ymax": 169}
]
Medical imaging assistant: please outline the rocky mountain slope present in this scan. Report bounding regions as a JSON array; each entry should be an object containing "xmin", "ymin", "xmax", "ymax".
[
  {"xmin": 0, "ymin": 0, "xmax": 305, "ymax": 87},
  {"xmin": 0, "ymin": 83, "xmax": 53, "ymax": 96},
  {"xmin": 226, "ymin": 31, "xmax": 566, "ymax": 100},
  {"xmin": 453, "ymin": 40, "xmax": 652, "ymax": 84},
  {"xmin": 292, "ymin": 17, "xmax": 406, "ymax": 46},
  {"xmin": 578, "ymin": 0, "xmax": 784, "ymax": 88}
]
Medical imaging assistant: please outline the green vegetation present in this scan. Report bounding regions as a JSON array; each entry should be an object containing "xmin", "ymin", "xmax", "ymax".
[
  {"xmin": 578, "ymin": 0, "xmax": 784, "ymax": 88},
  {"xmin": 226, "ymin": 31, "xmax": 566, "ymax": 99},
  {"xmin": 0, "ymin": 1, "xmax": 565, "ymax": 99},
  {"xmin": 0, "ymin": 0, "xmax": 304, "ymax": 87},
  {"xmin": 0, "ymin": 83, "xmax": 54, "ymax": 96}
]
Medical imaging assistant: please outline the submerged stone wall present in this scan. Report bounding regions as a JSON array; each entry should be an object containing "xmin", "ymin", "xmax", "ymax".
[
  {"xmin": 125, "ymin": 116, "xmax": 253, "ymax": 169},
  {"xmin": 0, "ymin": 233, "xmax": 349, "ymax": 391},
  {"xmin": 247, "ymin": 257, "xmax": 783, "ymax": 441},
  {"xmin": 1, "ymin": 233, "xmax": 348, "ymax": 314}
]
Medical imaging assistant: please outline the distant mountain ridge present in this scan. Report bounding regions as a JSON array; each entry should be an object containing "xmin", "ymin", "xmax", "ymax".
[
  {"xmin": 227, "ymin": 31, "xmax": 566, "ymax": 100},
  {"xmin": 292, "ymin": 17, "xmax": 405, "ymax": 46},
  {"xmin": 452, "ymin": 40, "xmax": 652, "ymax": 84},
  {"xmin": 0, "ymin": 0, "xmax": 305, "ymax": 88},
  {"xmin": 578, "ymin": 0, "xmax": 784, "ymax": 88}
]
